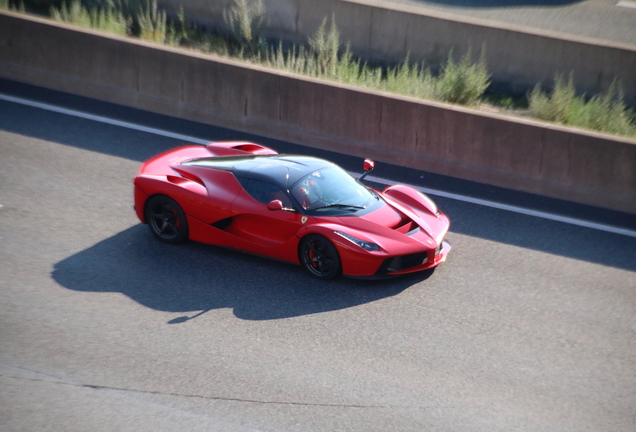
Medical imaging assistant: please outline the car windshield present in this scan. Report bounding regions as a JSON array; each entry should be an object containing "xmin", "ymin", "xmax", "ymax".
[{"xmin": 290, "ymin": 166, "xmax": 376, "ymax": 211}]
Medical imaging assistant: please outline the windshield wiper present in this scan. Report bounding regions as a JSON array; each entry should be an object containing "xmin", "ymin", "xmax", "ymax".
[{"xmin": 309, "ymin": 203, "xmax": 366, "ymax": 211}]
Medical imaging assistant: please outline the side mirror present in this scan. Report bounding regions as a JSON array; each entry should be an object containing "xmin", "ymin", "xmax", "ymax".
[
  {"xmin": 267, "ymin": 199, "xmax": 283, "ymax": 211},
  {"xmin": 359, "ymin": 159, "xmax": 375, "ymax": 182}
]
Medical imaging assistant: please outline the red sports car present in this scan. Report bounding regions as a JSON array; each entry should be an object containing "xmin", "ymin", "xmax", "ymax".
[{"xmin": 134, "ymin": 141, "xmax": 451, "ymax": 279}]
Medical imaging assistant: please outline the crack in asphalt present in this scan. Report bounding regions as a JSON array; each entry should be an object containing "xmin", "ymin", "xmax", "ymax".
[{"xmin": 1, "ymin": 372, "xmax": 390, "ymax": 409}]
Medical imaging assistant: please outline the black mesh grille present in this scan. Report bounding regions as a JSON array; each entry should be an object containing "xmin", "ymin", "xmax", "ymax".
[{"xmin": 378, "ymin": 252, "xmax": 428, "ymax": 274}]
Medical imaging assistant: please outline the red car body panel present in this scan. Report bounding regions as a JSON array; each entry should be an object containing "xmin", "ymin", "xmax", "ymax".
[{"xmin": 134, "ymin": 142, "xmax": 451, "ymax": 278}]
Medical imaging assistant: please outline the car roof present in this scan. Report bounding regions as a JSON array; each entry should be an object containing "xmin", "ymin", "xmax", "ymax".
[{"xmin": 182, "ymin": 154, "xmax": 334, "ymax": 189}]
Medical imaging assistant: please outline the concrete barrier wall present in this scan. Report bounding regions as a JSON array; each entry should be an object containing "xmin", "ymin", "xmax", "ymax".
[
  {"xmin": 1, "ymin": 12, "xmax": 635, "ymax": 214},
  {"xmin": 158, "ymin": 0, "xmax": 636, "ymax": 102}
]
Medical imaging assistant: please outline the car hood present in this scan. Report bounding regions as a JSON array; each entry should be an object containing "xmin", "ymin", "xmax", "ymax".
[{"xmin": 335, "ymin": 198, "xmax": 445, "ymax": 248}]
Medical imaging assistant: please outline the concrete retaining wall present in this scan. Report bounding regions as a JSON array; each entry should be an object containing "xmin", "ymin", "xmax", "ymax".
[
  {"xmin": 1, "ymin": 12, "xmax": 635, "ymax": 214},
  {"xmin": 159, "ymin": 0, "xmax": 636, "ymax": 102}
]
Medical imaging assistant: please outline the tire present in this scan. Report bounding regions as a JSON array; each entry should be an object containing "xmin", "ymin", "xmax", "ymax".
[
  {"xmin": 145, "ymin": 195, "xmax": 189, "ymax": 244},
  {"xmin": 299, "ymin": 234, "xmax": 341, "ymax": 279}
]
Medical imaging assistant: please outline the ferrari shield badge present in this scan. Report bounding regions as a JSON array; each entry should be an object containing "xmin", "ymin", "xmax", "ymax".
[{"xmin": 301, "ymin": 216, "xmax": 308, "ymax": 224}]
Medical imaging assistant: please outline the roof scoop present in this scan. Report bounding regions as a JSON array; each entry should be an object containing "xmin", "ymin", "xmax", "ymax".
[{"xmin": 206, "ymin": 141, "xmax": 278, "ymax": 156}]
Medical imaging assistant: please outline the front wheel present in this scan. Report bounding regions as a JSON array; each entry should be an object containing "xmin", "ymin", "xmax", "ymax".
[
  {"xmin": 299, "ymin": 234, "xmax": 341, "ymax": 279},
  {"xmin": 145, "ymin": 195, "xmax": 189, "ymax": 244}
]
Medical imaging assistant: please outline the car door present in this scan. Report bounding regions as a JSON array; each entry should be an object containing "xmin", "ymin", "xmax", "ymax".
[{"xmin": 228, "ymin": 179, "xmax": 305, "ymax": 260}]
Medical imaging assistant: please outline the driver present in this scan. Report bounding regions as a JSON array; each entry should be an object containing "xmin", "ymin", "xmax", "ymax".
[{"xmin": 292, "ymin": 177, "xmax": 323, "ymax": 210}]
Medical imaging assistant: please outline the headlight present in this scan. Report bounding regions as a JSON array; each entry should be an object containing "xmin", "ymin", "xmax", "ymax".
[{"xmin": 334, "ymin": 231, "xmax": 380, "ymax": 251}]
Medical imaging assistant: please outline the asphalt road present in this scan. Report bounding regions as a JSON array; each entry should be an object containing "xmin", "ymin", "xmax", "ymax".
[
  {"xmin": 368, "ymin": 0, "xmax": 636, "ymax": 46},
  {"xmin": 1, "ymin": 90, "xmax": 636, "ymax": 431}
]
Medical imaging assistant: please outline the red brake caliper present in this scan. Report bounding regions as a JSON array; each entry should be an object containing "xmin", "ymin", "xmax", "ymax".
[{"xmin": 309, "ymin": 243, "xmax": 317, "ymax": 268}]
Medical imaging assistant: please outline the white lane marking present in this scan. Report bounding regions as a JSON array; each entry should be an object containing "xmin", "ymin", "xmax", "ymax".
[
  {"xmin": 0, "ymin": 94, "xmax": 210, "ymax": 145},
  {"xmin": 617, "ymin": 1, "xmax": 636, "ymax": 9},
  {"xmin": 355, "ymin": 174, "xmax": 636, "ymax": 238},
  {"xmin": 2, "ymin": 93, "xmax": 635, "ymax": 238}
]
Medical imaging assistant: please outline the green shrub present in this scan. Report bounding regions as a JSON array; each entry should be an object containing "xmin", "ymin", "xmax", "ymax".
[
  {"xmin": 224, "ymin": 0, "xmax": 265, "ymax": 56},
  {"xmin": 265, "ymin": 21, "xmax": 489, "ymax": 105},
  {"xmin": 435, "ymin": 49, "xmax": 490, "ymax": 106},
  {"xmin": 267, "ymin": 43, "xmax": 314, "ymax": 75},
  {"xmin": 51, "ymin": 0, "xmax": 91, "ymax": 27},
  {"xmin": 51, "ymin": 0, "xmax": 129, "ymax": 36},
  {"xmin": 137, "ymin": 0, "xmax": 166, "ymax": 43},
  {"xmin": 265, "ymin": 22, "xmax": 382, "ymax": 89},
  {"xmin": 332, "ymin": 46, "xmax": 371, "ymax": 86},
  {"xmin": 92, "ymin": 7, "xmax": 130, "ymax": 36},
  {"xmin": 529, "ymin": 75, "xmax": 636, "ymax": 137},
  {"xmin": 568, "ymin": 82, "xmax": 635, "ymax": 136},
  {"xmin": 308, "ymin": 16, "xmax": 340, "ymax": 77},
  {"xmin": 384, "ymin": 55, "xmax": 435, "ymax": 99},
  {"xmin": 379, "ymin": 49, "xmax": 491, "ymax": 105},
  {"xmin": 528, "ymin": 74, "xmax": 575, "ymax": 123}
]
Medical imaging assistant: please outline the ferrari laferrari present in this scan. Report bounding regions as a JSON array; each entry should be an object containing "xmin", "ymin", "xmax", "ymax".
[{"xmin": 134, "ymin": 141, "xmax": 451, "ymax": 279}]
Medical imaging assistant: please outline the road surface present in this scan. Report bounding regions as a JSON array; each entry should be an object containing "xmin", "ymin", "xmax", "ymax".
[
  {"xmin": 367, "ymin": 0, "xmax": 636, "ymax": 45},
  {"xmin": 1, "ymin": 84, "xmax": 635, "ymax": 431}
]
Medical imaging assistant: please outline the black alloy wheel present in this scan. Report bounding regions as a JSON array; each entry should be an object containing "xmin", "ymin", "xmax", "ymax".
[
  {"xmin": 299, "ymin": 234, "xmax": 341, "ymax": 279},
  {"xmin": 145, "ymin": 195, "xmax": 189, "ymax": 244}
]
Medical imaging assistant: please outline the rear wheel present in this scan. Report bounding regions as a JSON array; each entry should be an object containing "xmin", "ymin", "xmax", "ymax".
[
  {"xmin": 145, "ymin": 195, "xmax": 189, "ymax": 244},
  {"xmin": 299, "ymin": 234, "xmax": 341, "ymax": 279}
]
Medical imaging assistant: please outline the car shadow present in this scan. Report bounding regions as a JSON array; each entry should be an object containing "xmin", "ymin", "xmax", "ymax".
[{"xmin": 51, "ymin": 225, "xmax": 430, "ymax": 321}]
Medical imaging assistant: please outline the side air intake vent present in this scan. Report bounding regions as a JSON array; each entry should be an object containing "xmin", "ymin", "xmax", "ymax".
[{"xmin": 394, "ymin": 220, "xmax": 416, "ymax": 234}]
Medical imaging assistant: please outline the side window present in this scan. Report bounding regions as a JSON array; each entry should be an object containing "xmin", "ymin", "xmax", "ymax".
[{"xmin": 244, "ymin": 179, "xmax": 293, "ymax": 208}]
